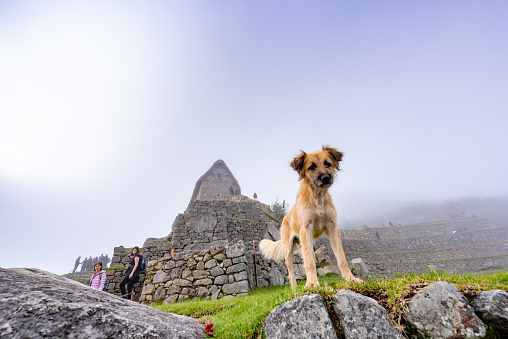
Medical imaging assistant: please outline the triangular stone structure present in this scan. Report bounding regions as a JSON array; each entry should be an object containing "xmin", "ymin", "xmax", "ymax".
[{"xmin": 190, "ymin": 160, "xmax": 241, "ymax": 201}]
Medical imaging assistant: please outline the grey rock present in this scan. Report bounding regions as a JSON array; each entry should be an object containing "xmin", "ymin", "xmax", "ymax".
[
  {"xmin": 264, "ymin": 294, "xmax": 337, "ymax": 339},
  {"xmin": 315, "ymin": 246, "xmax": 331, "ymax": 263},
  {"xmin": 214, "ymin": 253, "xmax": 226, "ymax": 261},
  {"xmin": 204, "ymin": 259, "xmax": 218, "ymax": 269},
  {"xmin": 331, "ymin": 290, "xmax": 402, "ymax": 339},
  {"xmin": 234, "ymin": 271, "xmax": 248, "ymax": 282},
  {"xmin": 269, "ymin": 266, "xmax": 284, "ymax": 286},
  {"xmin": 403, "ymin": 281, "xmax": 485, "ymax": 338},
  {"xmin": 265, "ymin": 224, "xmax": 281, "ymax": 242},
  {"xmin": 153, "ymin": 270, "xmax": 169, "ymax": 284},
  {"xmin": 142, "ymin": 284, "xmax": 155, "ymax": 295},
  {"xmin": 193, "ymin": 278, "xmax": 213, "ymax": 286},
  {"xmin": 222, "ymin": 280, "xmax": 250, "ymax": 295},
  {"xmin": 163, "ymin": 294, "xmax": 179, "ymax": 304},
  {"xmin": 214, "ymin": 275, "xmax": 228, "ymax": 285},
  {"xmin": 226, "ymin": 263, "xmax": 246, "ymax": 274},
  {"xmin": 172, "ymin": 279, "xmax": 192, "ymax": 287},
  {"xmin": 192, "ymin": 270, "xmax": 208, "ymax": 279},
  {"xmin": 154, "ymin": 286, "xmax": 166, "ymax": 301},
  {"xmin": 210, "ymin": 266, "xmax": 224, "ymax": 277},
  {"xmin": 226, "ymin": 241, "xmax": 246, "ymax": 258},
  {"xmin": 0, "ymin": 268, "xmax": 204, "ymax": 339},
  {"xmin": 197, "ymin": 287, "xmax": 210, "ymax": 298},
  {"xmin": 473, "ymin": 290, "xmax": 508, "ymax": 335},
  {"xmin": 187, "ymin": 214, "xmax": 217, "ymax": 232}
]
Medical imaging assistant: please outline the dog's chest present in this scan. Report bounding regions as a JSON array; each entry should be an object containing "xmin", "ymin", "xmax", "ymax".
[{"xmin": 307, "ymin": 207, "xmax": 334, "ymax": 236}]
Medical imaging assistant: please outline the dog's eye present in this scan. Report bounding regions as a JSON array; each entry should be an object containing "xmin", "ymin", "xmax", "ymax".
[
  {"xmin": 324, "ymin": 161, "xmax": 331, "ymax": 168},
  {"xmin": 308, "ymin": 164, "xmax": 317, "ymax": 171}
]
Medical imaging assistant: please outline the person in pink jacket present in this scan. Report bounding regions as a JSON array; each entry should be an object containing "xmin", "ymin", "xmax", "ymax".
[{"xmin": 89, "ymin": 262, "xmax": 107, "ymax": 290}]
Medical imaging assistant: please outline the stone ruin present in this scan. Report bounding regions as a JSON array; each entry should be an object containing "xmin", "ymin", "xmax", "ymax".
[{"xmin": 65, "ymin": 159, "xmax": 508, "ymax": 304}]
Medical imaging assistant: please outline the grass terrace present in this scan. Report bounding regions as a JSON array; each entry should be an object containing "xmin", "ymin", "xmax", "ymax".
[{"xmin": 151, "ymin": 271, "xmax": 508, "ymax": 338}]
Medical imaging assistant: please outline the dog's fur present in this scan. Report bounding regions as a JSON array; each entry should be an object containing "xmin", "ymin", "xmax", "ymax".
[{"xmin": 259, "ymin": 146, "xmax": 363, "ymax": 288}]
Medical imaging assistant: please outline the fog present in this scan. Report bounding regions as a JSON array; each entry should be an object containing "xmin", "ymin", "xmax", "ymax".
[{"xmin": 1, "ymin": 1, "xmax": 507, "ymax": 275}]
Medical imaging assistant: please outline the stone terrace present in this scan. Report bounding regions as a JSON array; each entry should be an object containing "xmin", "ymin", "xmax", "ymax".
[{"xmin": 326, "ymin": 218, "xmax": 508, "ymax": 278}]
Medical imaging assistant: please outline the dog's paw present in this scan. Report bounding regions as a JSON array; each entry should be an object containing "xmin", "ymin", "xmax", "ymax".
[
  {"xmin": 350, "ymin": 277, "xmax": 363, "ymax": 284},
  {"xmin": 304, "ymin": 281, "xmax": 320, "ymax": 289}
]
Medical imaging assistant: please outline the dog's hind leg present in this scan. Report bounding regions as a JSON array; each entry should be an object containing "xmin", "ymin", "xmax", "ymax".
[
  {"xmin": 325, "ymin": 226, "xmax": 363, "ymax": 283},
  {"xmin": 282, "ymin": 231, "xmax": 298, "ymax": 289}
]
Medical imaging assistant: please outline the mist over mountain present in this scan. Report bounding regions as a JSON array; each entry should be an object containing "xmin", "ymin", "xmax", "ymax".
[{"xmin": 338, "ymin": 196, "xmax": 508, "ymax": 229}]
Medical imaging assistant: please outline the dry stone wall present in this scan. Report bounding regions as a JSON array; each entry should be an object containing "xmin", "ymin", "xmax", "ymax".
[
  {"xmin": 171, "ymin": 199, "xmax": 276, "ymax": 252},
  {"xmin": 140, "ymin": 241, "xmax": 288, "ymax": 304}
]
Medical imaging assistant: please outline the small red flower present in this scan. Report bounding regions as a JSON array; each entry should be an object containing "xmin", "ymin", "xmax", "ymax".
[{"xmin": 205, "ymin": 322, "xmax": 214, "ymax": 337}]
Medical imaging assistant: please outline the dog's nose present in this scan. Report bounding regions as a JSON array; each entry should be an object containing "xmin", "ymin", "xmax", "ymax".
[{"xmin": 320, "ymin": 174, "xmax": 331, "ymax": 183}]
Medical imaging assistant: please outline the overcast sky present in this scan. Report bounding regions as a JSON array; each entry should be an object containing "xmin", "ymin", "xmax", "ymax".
[{"xmin": 1, "ymin": 1, "xmax": 507, "ymax": 275}]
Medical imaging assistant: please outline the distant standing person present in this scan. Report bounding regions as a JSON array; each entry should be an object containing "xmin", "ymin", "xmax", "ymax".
[
  {"xmin": 103, "ymin": 254, "xmax": 111, "ymax": 268},
  {"xmin": 253, "ymin": 193, "xmax": 257, "ymax": 199},
  {"xmin": 235, "ymin": 188, "xmax": 240, "ymax": 195},
  {"xmin": 89, "ymin": 262, "xmax": 107, "ymax": 291},
  {"xmin": 80, "ymin": 257, "xmax": 88, "ymax": 272},
  {"xmin": 72, "ymin": 256, "xmax": 81, "ymax": 273},
  {"xmin": 119, "ymin": 246, "xmax": 141, "ymax": 300},
  {"xmin": 229, "ymin": 186, "xmax": 234, "ymax": 195}
]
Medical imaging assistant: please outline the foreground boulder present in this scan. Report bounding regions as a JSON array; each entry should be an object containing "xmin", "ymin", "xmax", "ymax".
[
  {"xmin": 403, "ymin": 281, "xmax": 485, "ymax": 338},
  {"xmin": 0, "ymin": 268, "xmax": 204, "ymax": 339},
  {"xmin": 264, "ymin": 294, "xmax": 338, "ymax": 339},
  {"xmin": 473, "ymin": 290, "xmax": 508, "ymax": 335},
  {"xmin": 331, "ymin": 290, "xmax": 402, "ymax": 339}
]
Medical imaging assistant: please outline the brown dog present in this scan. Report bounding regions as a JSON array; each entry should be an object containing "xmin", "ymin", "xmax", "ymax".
[{"xmin": 259, "ymin": 146, "xmax": 363, "ymax": 288}]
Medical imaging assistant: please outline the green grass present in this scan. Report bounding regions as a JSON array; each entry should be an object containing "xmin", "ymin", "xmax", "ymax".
[
  {"xmin": 151, "ymin": 271, "xmax": 508, "ymax": 338},
  {"xmin": 105, "ymin": 266, "xmax": 127, "ymax": 271}
]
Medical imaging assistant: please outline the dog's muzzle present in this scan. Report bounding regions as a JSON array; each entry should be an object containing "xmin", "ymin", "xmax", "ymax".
[{"xmin": 316, "ymin": 174, "xmax": 333, "ymax": 187}]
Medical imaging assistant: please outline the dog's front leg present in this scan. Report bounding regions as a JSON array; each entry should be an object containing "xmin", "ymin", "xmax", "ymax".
[
  {"xmin": 325, "ymin": 222, "xmax": 363, "ymax": 283},
  {"xmin": 300, "ymin": 222, "xmax": 319, "ymax": 288}
]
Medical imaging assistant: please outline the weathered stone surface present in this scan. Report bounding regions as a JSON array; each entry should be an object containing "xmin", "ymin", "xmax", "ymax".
[
  {"xmin": 269, "ymin": 266, "xmax": 284, "ymax": 286},
  {"xmin": 321, "ymin": 265, "xmax": 340, "ymax": 275},
  {"xmin": 204, "ymin": 259, "xmax": 218, "ymax": 269},
  {"xmin": 154, "ymin": 286, "xmax": 166, "ymax": 301},
  {"xmin": 153, "ymin": 270, "xmax": 169, "ymax": 284},
  {"xmin": 214, "ymin": 275, "xmax": 228, "ymax": 285},
  {"xmin": 314, "ymin": 246, "xmax": 330, "ymax": 263},
  {"xmin": 193, "ymin": 278, "xmax": 213, "ymax": 286},
  {"xmin": 226, "ymin": 241, "xmax": 246, "ymax": 258},
  {"xmin": 403, "ymin": 281, "xmax": 485, "ymax": 338},
  {"xmin": 266, "ymin": 223, "xmax": 281, "ymax": 241},
  {"xmin": 226, "ymin": 263, "xmax": 246, "ymax": 274},
  {"xmin": 197, "ymin": 287, "xmax": 209, "ymax": 298},
  {"xmin": 473, "ymin": 290, "xmax": 508, "ymax": 335},
  {"xmin": 222, "ymin": 281, "xmax": 250, "ymax": 295},
  {"xmin": 264, "ymin": 294, "xmax": 337, "ymax": 339},
  {"xmin": 192, "ymin": 270, "xmax": 208, "ymax": 279},
  {"xmin": 331, "ymin": 290, "xmax": 402, "ymax": 339},
  {"xmin": 234, "ymin": 271, "xmax": 248, "ymax": 281},
  {"xmin": 187, "ymin": 214, "xmax": 217, "ymax": 232},
  {"xmin": 210, "ymin": 266, "xmax": 224, "ymax": 277},
  {"xmin": 142, "ymin": 284, "xmax": 155, "ymax": 295},
  {"xmin": 350, "ymin": 258, "xmax": 370, "ymax": 280},
  {"xmin": 0, "ymin": 268, "xmax": 204, "ymax": 339},
  {"xmin": 172, "ymin": 279, "xmax": 192, "ymax": 287}
]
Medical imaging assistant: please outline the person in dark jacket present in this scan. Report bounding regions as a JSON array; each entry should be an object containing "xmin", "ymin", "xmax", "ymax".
[{"xmin": 119, "ymin": 246, "xmax": 140, "ymax": 300}]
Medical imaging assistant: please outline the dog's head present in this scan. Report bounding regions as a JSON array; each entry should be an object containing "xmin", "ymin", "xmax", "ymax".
[{"xmin": 290, "ymin": 145, "xmax": 343, "ymax": 188}]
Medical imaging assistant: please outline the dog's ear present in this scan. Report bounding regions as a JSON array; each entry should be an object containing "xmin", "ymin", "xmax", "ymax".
[
  {"xmin": 290, "ymin": 151, "xmax": 306, "ymax": 180},
  {"xmin": 323, "ymin": 145, "xmax": 343, "ymax": 167}
]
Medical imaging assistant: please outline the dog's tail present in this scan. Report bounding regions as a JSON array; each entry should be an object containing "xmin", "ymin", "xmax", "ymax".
[{"xmin": 259, "ymin": 239, "xmax": 285, "ymax": 262}]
